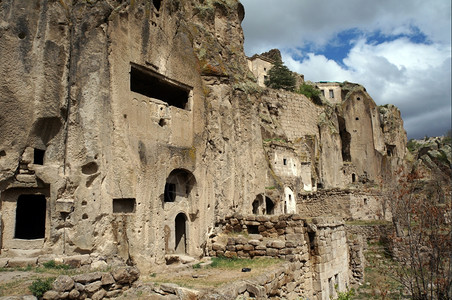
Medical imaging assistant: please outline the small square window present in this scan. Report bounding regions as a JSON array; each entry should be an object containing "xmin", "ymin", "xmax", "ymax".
[{"xmin": 113, "ymin": 198, "xmax": 136, "ymax": 213}]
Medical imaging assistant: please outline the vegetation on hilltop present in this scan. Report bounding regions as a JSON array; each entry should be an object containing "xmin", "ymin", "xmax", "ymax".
[{"xmin": 264, "ymin": 60, "xmax": 296, "ymax": 92}]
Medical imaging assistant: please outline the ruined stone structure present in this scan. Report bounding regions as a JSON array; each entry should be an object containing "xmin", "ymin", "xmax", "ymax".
[{"xmin": 0, "ymin": 0, "xmax": 407, "ymax": 298}]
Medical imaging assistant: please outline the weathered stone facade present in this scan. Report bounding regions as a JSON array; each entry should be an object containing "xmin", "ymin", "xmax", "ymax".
[{"xmin": 0, "ymin": 0, "xmax": 408, "ymax": 298}]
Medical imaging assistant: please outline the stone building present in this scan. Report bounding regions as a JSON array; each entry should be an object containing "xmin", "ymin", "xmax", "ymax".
[
  {"xmin": 0, "ymin": 0, "xmax": 406, "ymax": 298},
  {"xmin": 247, "ymin": 54, "xmax": 275, "ymax": 87},
  {"xmin": 316, "ymin": 82, "xmax": 342, "ymax": 103}
]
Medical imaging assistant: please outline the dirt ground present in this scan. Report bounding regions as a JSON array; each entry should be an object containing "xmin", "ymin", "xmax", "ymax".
[{"xmin": 0, "ymin": 258, "xmax": 285, "ymax": 298}]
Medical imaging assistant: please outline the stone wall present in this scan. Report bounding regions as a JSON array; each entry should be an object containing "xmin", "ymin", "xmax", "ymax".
[
  {"xmin": 42, "ymin": 266, "xmax": 139, "ymax": 300},
  {"xmin": 262, "ymin": 90, "xmax": 321, "ymax": 141},
  {"xmin": 297, "ymin": 189, "xmax": 389, "ymax": 221},
  {"xmin": 209, "ymin": 214, "xmax": 351, "ymax": 300}
]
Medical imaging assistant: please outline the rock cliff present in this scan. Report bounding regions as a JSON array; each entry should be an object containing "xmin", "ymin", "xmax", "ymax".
[{"xmin": 0, "ymin": 0, "xmax": 406, "ymax": 274}]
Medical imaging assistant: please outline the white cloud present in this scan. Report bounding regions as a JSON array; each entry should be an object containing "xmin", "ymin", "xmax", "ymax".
[{"xmin": 241, "ymin": 0, "xmax": 451, "ymax": 138}]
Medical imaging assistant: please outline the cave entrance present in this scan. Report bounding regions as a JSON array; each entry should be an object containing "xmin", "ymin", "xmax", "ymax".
[
  {"xmin": 175, "ymin": 213, "xmax": 187, "ymax": 254},
  {"xmin": 15, "ymin": 194, "xmax": 46, "ymax": 239}
]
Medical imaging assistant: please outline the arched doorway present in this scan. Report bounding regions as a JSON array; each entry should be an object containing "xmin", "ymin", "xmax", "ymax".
[
  {"xmin": 175, "ymin": 213, "xmax": 187, "ymax": 254},
  {"xmin": 164, "ymin": 169, "xmax": 196, "ymax": 203},
  {"xmin": 252, "ymin": 194, "xmax": 275, "ymax": 215}
]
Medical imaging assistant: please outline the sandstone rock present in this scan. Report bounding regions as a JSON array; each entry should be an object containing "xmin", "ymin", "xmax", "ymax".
[
  {"xmin": 68, "ymin": 289, "xmax": 80, "ymax": 299},
  {"xmin": 42, "ymin": 291, "xmax": 59, "ymax": 300},
  {"xmin": 7, "ymin": 258, "xmax": 37, "ymax": 268},
  {"xmin": 101, "ymin": 273, "xmax": 115, "ymax": 286},
  {"xmin": 85, "ymin": 281, "xmax": 102, "ymax": 294},
  {"xmin": 90, "ymin": 260, "xmax": 108, "ymax": 270},
  {"xmin": 112, "ymin": 267, "xmax": 139, "ymax": 284},
  {"xmin": 91, "ymin": 289, "xmax": 106, "ymax": 300},
  {"xmin": 53, "ymin": 275, "xmax": 74, "ymax": 292},
  {"xmin": 73, "ymin": 273, "xmax": 102, "ymax": 284}
]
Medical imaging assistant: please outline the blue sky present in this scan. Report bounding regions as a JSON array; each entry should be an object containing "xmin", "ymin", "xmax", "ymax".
[{"xmin": 240, "ymin": 0, "xmax": 451, "ymax": 139}]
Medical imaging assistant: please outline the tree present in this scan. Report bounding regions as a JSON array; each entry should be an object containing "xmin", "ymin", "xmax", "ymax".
[
  {"xmin": 297, "ymin": 83, "xmax": 322, "ymax": 105},
  {"xmin": 389, "ymin": 168, "xmax": 451, "ymax": 299},
  {"xmin": 264, "ymin": 60, "xmax": 296, "ymax": 92}
]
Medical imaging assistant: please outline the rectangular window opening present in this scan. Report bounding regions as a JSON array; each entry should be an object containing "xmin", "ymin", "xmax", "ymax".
[
  {"xmin": 130, "ymin": 64, "xmax": 191, "ymax": 110},
  {"xmin": 33, "ymin": 148, "xmax": 45, "ymax": 165},
  {"xmin": 15, "ymin": 194, "xmax": 46, "ymax": 239},
  {"xmin": 329, "ymin": 89, "xmax": 334, "ymax": 98},
  {"xmin": 113, "ymin": 198, "xmax": 136, "ymax": 213},
  {"xmin": 283, "ymin": 158, "xmax": 287, "ymax": 165}
]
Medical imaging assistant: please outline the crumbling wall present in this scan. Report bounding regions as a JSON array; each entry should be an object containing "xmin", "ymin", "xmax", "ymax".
[
  {"xmin": 297, "ymin": 189, "xmax": 389, "ymax": 221},
  {"xmin": 209, "ymin": 214, "xmax": 350, "ymax": 300}
]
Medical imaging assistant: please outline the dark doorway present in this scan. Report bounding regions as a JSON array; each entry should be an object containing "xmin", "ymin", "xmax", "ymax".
[
  {"xmin": 175, "ymin": 213, "xmax": 187, "ymax": 254},
  {"xmin": 15, "ymin": 194, "xmax": 46, "ymax": 239},
  {"xmin": 265, "ymin": 197, "xmax": 275, "ymax": 215},
  {"xmin": 164, "ymin": 183, "xmax": 176, "ymax": 202}
]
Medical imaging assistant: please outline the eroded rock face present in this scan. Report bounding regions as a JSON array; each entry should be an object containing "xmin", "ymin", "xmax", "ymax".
[{"xmin": 0, "ymin": 0, "xmax": 406, "ymax": 271}]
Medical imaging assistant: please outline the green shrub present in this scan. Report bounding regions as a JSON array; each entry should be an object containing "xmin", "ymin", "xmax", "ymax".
[
  {"xmin": 297, "ymin": 84, "xmax": 322, "ymax": 105},
  {"xmin": 29, "ymin": 277, "xmax": 54, "ymax": 298},
  {"xmin": 43, "ymin": 260, "xmax": 72, "ymax": 270}
]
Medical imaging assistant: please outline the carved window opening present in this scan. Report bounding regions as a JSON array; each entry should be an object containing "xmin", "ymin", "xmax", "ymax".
[
  {"xmin": 321, "ymin": 90, "xmax": 325, "ymax": 96},
  {"xmin": 15, "ymin": 194, "xmax": 46, "ymax": 239},
  {"xmin": 329, "ymin": 277, "xmax": 334, "ymax": 298},
  {"xmin": 252, "ymin": 199, "xmax": 260, "ymax": 214},
  {"xmin": 283, "ymin": 158, "xmax": 287, "ymax": 165},
  {"xmin": 113, "ymin": 198, "xmax": 136, "ymax": 213},
  {"xmin": 352, "ymin": 173, "xmax": 356, "ymax": 183},
  {"xmin": 33, "ymin": 148, "xmax": 45, "ymax": 165},
  {"xmin": 253, "ymin": 194, "xmax": 274, "ymax": 215},
  {"xmin": 265, "ymin": 196, "xmax": 275, "ymax": 215},
  {"xmin": 164, "ymin": 169, "xmax": 196, "ymax": 203},
  {"xmin": 355, "ymin": 117, "xmax": 359, "ymax": 121},
  {"xmin": 175, "ymin": 213, "xmax": 187, "ymax": 254},
  {"xmin": 130, "ymin": 64, "xmax": 191, "ymax": 110},
  {"xmin": 386, "ymin": 144, "xmax": 396, "ymax": 156},
  {"xmin": 363, "ymin": 198, "xmax": 368, "ymax": 205},
  {"xmin": 153, "ymin": 0, "xmax": 162, "ymax": 11},
  {"xmin": 308, "ymin": 231, "xmax": 316, "ymax": 254},
  {"xmin": 329, "ymin": 89, "xmax": 334, "ymax": 98}
]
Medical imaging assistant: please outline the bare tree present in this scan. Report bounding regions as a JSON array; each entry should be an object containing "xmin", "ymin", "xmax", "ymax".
[{"xmin": 390, "ymin": 168, "xmax": 451, "ymax": 299}]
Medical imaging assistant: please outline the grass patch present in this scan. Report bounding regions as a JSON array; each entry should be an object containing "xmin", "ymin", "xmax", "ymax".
[
  {"xmin": 42, "ymin": 260, "xmax": 73, "ymax": 270},
  {"xmin": 29, "ymin": 277, "xmax": 55, "ymax": 298},
  {"xmin": 355, "ymin": 243, "xmax": 405, "ymax": 299}
]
